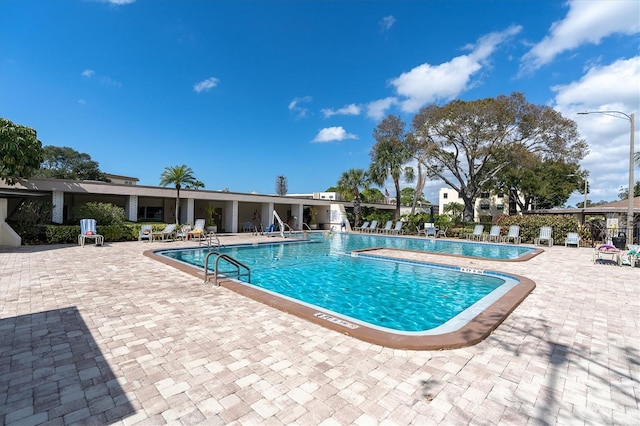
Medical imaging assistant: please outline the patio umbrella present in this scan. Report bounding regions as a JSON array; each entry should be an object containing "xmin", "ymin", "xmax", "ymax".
[{"xmin": 429, "ymin": 205, "xmax": 435, "ymax": 224}]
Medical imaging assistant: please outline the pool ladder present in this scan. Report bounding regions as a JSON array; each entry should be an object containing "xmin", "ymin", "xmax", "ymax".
[{"xmin": 203, "ymin": 251, "xmax": 251, "ymax": 286}]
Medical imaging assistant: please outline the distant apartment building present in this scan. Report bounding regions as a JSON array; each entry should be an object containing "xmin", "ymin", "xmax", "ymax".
[{"xmin": 438, "ymin": 188, "xmax": 522, "ymax": 222}]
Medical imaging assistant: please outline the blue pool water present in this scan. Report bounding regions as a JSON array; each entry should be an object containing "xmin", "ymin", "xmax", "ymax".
[{"xmin": 157, "ymin": 233, "xmax": 523, "ymax": 333}]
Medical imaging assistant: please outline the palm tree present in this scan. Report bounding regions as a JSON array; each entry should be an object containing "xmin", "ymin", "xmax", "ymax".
[
  {"xmin": 159, "ymin": 165, "xmax": 199, "ymax": 224},
  {"xmin": 368, "ymin": 115, "xmax": 415, "ymax": 219},
  {"xmin": 337, "ymin": 168, "xmax": 369, "ymax": 227}
]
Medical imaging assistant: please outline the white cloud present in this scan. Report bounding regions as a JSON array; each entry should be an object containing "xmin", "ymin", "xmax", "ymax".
[
  {"xmin": 520, "ymin": 0, "xmax": 640, "ymax": 75},
  {"xmin": 366, "ymin": 97, "xmax": 397, "ymax": 120},
  {"xmin": 102, "ymin": 0, "xmax": 136, "ymax": 4},
  {"xmin": 388, "ymin": 25, "xmax": 521, "ymax": 113},
  {"xmin": 81, "ymin": 69, "xmax": 121, "ymax": 87},
  {"xmin": 193, "ymin": 77, "xmax": 219, "ymax": 93},
  {"xmin": 321, "ymin": 103, "xmax": 361, "ymax": 118},
  {"xmin": 288, "ymin": 96, "xmax": 313, "ymax": 119},
  {"xmin": 312, "ymin": 126, "xmax": 358, "ymax": 143},
  {"xmin": 380, "ymin": 15, "xmax": 396, "ymax": 32},
  {"xmin": 551, "ymin": 56, "xmax": 639, "ymax": 203}
]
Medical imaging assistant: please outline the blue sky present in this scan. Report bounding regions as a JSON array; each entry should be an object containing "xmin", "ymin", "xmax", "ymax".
[{"xmin": 1, "ymin": 0, "xmax": 638, "ymax": 207}]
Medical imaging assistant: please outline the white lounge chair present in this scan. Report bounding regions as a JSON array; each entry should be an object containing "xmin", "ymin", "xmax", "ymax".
[
  {"xmin": 501, "ymin": 225, "xmax": 521, "ymax": 244},
  {"xmin": 153, "ymin": 224, "xmax": 177, "ymax": 241},
  {"xmin": 188, "ymin": 219, "xmax": 206, "ymax": 240},
  {"xmin": 390, "ymin": 221, "xmax": 404, "ymax": 235},
  {"xmin": 78, "ymin": 218, "xmax": 104, "ymax": 247},
  {"xmin": 535, "ymin": 226, "xmax": 554, "ymax": 247},
  {"xmin": 486, "ymin": 225, "xmax": 502, "ymax": 242},
  {"xmin": 138, "ymin": 224, "xmax": 153, "ymax": 242},
  {"xmin": 466, "ymin": 224, "xmax": 484, "ymax": 241},
  {"xmin": 380, "ymin": 220, "xmax": 393, "ymax": 234},
  {"xmin": 365, "ymin": 220, "xmax": 379, "ymax": 233},
  {"xmin": 354, "ymin": 221, "xmax": 370, "ymax": 232},
  {"xmin": 564, "ymin": 232, "xmax": 580, "ymax": 248}
]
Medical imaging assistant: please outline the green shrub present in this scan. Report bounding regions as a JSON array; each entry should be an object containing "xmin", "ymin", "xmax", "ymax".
[
  {"xmin": 496, "ymin": 214, "xmax": 580, "ymax": 245},
  {"xmin": 7, "ymin": 199, "xmax": 53, "ymax": 244},
  {"xmin": 72, "ymin": 202, "xmax": 125, "ymax": 226},
  {"xmin": 43, "ymin": 223, "xmax": 162, "ymax": 244}
]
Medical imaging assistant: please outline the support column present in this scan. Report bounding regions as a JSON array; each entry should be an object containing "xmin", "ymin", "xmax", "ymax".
[
  {"xmin": 52, "ymin": 191, "xmax": 64, "ymax": 224},
  {"xmin": 225, "ymin": 200, "xmax": 239, "ymax": 233},
  {"xmin": 126, "ymin": 195, "xmax": 138, "ymax": 222}
]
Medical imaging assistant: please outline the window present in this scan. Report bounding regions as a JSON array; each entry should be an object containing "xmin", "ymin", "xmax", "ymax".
[
  {"xmin": 443, "ymin": 193, "xmax": 448, "ymax": 199},
  {"xmin": 497, "ymin": 204, "xmax": 504, "ymax": 210},
  {"xmin": 497, "ymin": 192, "xmax": 504, "ymax": 198},
  {"xmin": 138, "ymin": 206, "xmax": 163, "ymax": 220},
  {"xmin": 480, "ymin": 203, "xmax": 490, "ymax": 210},
  {"xmin": 480, "ymin": 192, "xmax": 490, "ymax": 198}
]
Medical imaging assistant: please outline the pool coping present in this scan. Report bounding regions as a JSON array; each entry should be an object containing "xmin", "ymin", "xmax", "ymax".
[{"xmin": 144, "ymin": 246, "xmax": 537, "ymax": 351}]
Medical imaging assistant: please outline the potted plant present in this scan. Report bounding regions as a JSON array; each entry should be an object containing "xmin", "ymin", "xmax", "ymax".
[
  {"xmin": 309, "ymin": 207, "xmax": 318, "ymax": 230},
  {"xmin": 205, "ymin": 206, "xmax": 217, "ymax": 233}
]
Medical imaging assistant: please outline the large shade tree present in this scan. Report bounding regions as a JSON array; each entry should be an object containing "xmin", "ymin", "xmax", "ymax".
[
  {"xmin": 35, "ymin": 145, "xmax": 109, "ymax": 181},
  {"xmin": 160, "ymin": 165, "xmax": 200, "ymax": 224},
  {"xmin": 0, "ymin": 118, "xmax": 43, "ymax": 185},
  {"xmin": 410, "ymin": 92, "xmax": 587, "ymax": 221},
  {"xmin": 336, "ymin": 168, "xmax": 369, "ymax": 227},
  {"xmin": 369, "ymin": 115, "xmax": 415, "ymax": 219}
]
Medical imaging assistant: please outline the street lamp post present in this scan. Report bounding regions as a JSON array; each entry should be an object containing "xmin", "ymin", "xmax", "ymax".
[
  {"xmin": 568, "ymin": 173, "xmax": 588, "ymax": 208},
  {"xmin": 578, "ymin": 111, "xmax": 635, "ymax": 244}
]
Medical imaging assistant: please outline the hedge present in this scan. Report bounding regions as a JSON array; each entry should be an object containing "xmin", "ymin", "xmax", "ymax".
[{"xmin": 43, "ymin": 223, "xmax": 168, "ymax": 244}]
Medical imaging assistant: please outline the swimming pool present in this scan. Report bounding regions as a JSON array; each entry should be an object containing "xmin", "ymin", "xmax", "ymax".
[{"xmin": 151, "ymin": 233, "xmax": 536, "ymax": 349}]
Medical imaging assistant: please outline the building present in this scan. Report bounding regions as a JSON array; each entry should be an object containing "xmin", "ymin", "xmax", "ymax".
[
  {"xmin": 0, "ymin": 178, "xmax": 395, "ymax": 246},
  {"xmin": 438, "ymin": 188, "xmax": 519, "ymax": 222}
]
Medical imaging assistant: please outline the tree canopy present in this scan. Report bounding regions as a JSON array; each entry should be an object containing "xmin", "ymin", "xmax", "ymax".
[
  {"xmin": 275, "ymin": 175, "xmax": 288, "ymax": 196},
  {"xmin": 369, "ymin": 115, "xmax": 415, "ymax": 219},
  {"xmin": 410, "ymin": 92, "xmax": 587, "ymax": 220},
  {"xmin": 35, "ymin": 145, "xmax": 109, "ymax": 181},
  {"xmin": 0, "ymin": 118, "xmax": 43, "ymax": 185},
  {"xmin": 336, "ymin": 168, "xmax": 369, "ymax": 226},
  {"xmin": 160, "ymin": 165, "xmax": 200, "ymax": 224}
]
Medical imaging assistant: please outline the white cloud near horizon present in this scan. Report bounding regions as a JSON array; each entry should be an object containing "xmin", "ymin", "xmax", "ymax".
[
  {"xmin": 321, "ymin": 103, "xmax": 361, "ymax": 118},
  {"xmin": 384, "ymin": 25, "xmax": 522, "ymax": 115},
  {"xmin": 312, "ymin": 126, "xmax": 358, "ymax": 143},
  {"xmin": 520, "ymin": 0, "xmax": 640, "ymax": 75},
  {"xmin": 193, "ymin": 77, "xmax": 219, "ymax": 93},
  {"xmin": 551, "ymin": 56, "xmax": 640, "ymax": 203}
]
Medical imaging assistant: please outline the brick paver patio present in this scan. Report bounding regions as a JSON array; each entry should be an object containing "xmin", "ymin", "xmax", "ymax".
[{"xmin": 1, "ymin": 235, "xmax": 638, "ymax": 425}]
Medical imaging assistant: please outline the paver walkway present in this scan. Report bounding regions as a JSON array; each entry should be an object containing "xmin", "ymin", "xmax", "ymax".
[{"xmin": 1, "ymin": 235, "xmax": 638, "ymax": 425}]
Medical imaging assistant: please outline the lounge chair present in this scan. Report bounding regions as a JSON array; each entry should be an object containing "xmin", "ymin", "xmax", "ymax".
[
  {"xmin": 436, "ymin": 227, "xmax": 448, "ymax": 238},
  {"xmin": 365, "ymin": 220, "xmax": 379, "ymax": 233},
  {"xmin": 390, "ymin": 221, "xmax": 404, "ymax": 235},
  {"xmin": 564, "ymin": 232, "xmax": 580, "ymax": 248},
  {"xmin": 138, "ymin": 224, "xmax": 153, "ymax": 242},
  {"xmin": 153, "ymin": 224, "xmax": 177, "ymax": 242},
  {"xmin": 485, "ymin": 225, "xmax": 502, "ymax": 242},
  {"xmin": 534, "ymin": 226, "xmax": 554, "ymax": 247},
  {"xmin": 354, "ymin": 221, "xmax": 370, "ymax": 232},
  {"xmin": 417, "ymin": 223, "xmax": 436, "ymax": 237},
  {"xmin": 501, "ymin": 225, "xmax": 521, "ymax": 244},
  {"xmin": 466, "ymin": 224, "xmax": 484, "ymax": 241},
  {"xmin": 78, "ymin": 218, "xmax": 104, "ymax": 247},
  {"xmin": 380, "ymin": 220, "xmax": 393, "ymax": 234},
  {"xmin": 187, "ymin": 219, "xmax": 206, "ymax": 240}
]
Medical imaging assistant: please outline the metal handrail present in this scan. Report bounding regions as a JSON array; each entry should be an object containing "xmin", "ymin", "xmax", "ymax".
[
  {"xmin": 203, "ymin": 251, "xmax": 250, "ymax": 286},
  {"xmin": 199, "ymin": 231, "xmax": 221, "ymax": 248}
]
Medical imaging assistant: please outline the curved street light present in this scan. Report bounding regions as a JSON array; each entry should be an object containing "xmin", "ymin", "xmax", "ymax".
[{"xmin": 578, "ymin": 111, "xmax": 635, "ymax": 244}]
